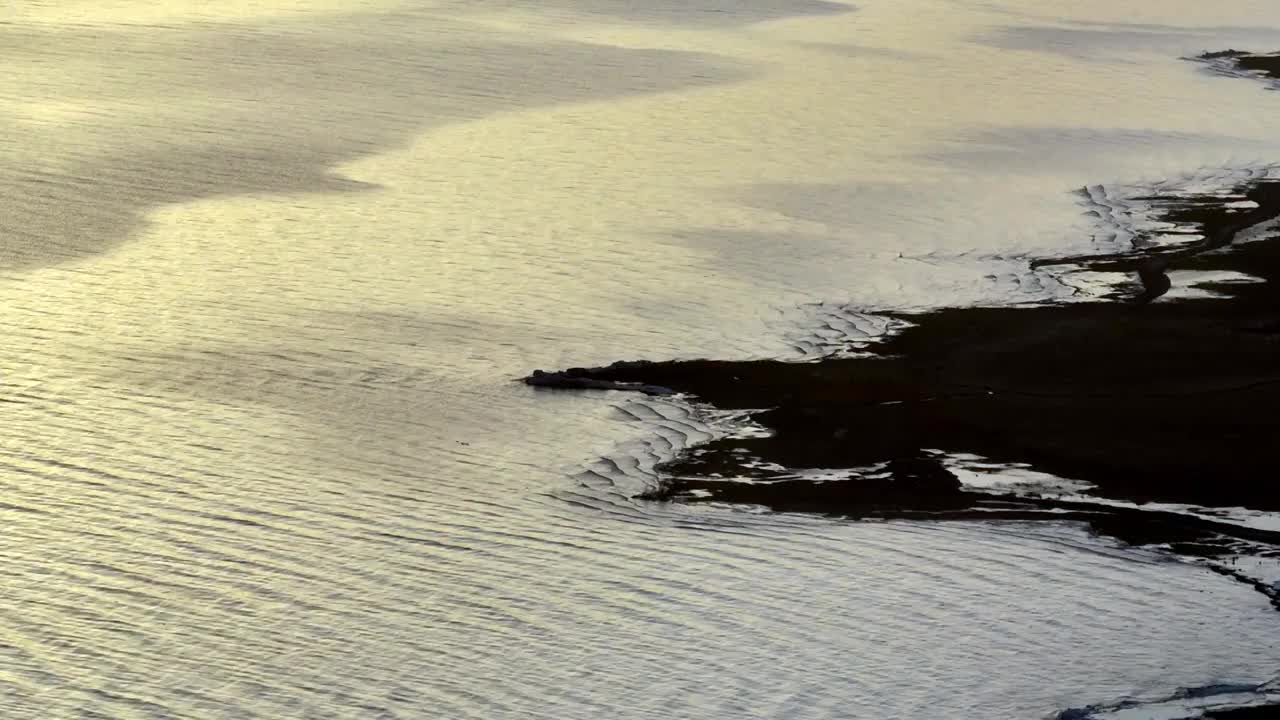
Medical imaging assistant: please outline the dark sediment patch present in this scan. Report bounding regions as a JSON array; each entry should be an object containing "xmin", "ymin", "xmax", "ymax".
[
  {"xmin": 1228, "ymin": 53, "xmax": 1280, "ymax": 76},
  {"xmin": 524, "ymin": 52, "xmax": 1280, "ymax": 720},
  {"xmin": 1194, "ymin": 50, "xmax": 1280, "ymax": 86},
  {"xmin": 527, "ymin": 173, "xmax": 1280, "ymax": 582}
]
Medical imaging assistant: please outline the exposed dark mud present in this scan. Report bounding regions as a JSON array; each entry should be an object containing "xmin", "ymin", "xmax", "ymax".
[
  {"xmin": 527, "ymin": 173, "xmax": 1280, "ymax": 595},
  {"xmin": 529, "ymin": 167, "xmax": 1280, "ymax": 718},
  {"xmin": 524, "ymin": 51, "xmax": 1280, "ymax": 720},
  {"xmin": 519, "ymin": 55, "xmax": 1280, "ymax": 720},
  {"xmin": 1195, "ymin": 50, "xmax": 1280, "ymax": 87}
]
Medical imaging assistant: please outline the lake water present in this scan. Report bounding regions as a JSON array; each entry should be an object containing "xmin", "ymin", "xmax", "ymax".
[{"xmin": 2, "ymin": 1, "xmax": 1280, "ymax": 717}]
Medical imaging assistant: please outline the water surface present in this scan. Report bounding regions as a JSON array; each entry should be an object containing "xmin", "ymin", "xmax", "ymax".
[{"xmin": 3, "ymin": 1, "xmax": 1280, "ymax": 717}]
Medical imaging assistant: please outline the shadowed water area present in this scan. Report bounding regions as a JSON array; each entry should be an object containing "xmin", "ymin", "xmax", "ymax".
[{"xmin": 5, "ymin": 1, "xmax": 1280, "ymax": 718}]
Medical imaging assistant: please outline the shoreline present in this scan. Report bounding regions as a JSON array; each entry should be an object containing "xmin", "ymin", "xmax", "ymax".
[
  {"xmin": 527, "ymin": 175, "xmax": 1280, "ymax": 554},
  {"xmin": 527, "ymin": 50, "xmax": 1280, "ymax": 719},
  {"xmin": 528, "ymin": 165, "xmax": 1280, "ymax": 717},
  {"xmin": 1197, "ymin": 50, "xmax": 1280, "ymax": 87}
]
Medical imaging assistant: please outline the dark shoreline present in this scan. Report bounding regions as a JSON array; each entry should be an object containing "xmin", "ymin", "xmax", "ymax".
[
  {"xmin": 1198, "ymin": 50, "xmax": 1280, "ymax": 86},
  {"xmin": 530, "ymin": 176, "xmax": 1280, "ymax": 538},
  {"xmin": 529, "ymin": 52, "xmax": 1280, "ymax": 720},
  {"xmin": 530, "ymin": 167, "xmax": 1280, "ymax": 717}
]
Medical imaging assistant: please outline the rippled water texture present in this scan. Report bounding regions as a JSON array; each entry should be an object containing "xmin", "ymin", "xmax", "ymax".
[{"xmin": 3, "ymin": 1, "xmax": 1280, "ymax": 717}]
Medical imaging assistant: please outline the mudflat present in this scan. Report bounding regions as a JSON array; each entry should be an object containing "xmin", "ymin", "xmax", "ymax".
[
  {"xmin": 526, "ymin": 60, "xmax": 1280, "ymax": 637},
  {"xmin": 528, "ymin": 175, "xmax": 1280, "ymax": 552}
]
